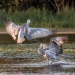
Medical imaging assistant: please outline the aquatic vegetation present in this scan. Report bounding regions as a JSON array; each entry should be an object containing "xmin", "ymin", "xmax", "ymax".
[
  {"xmin": 0, "ymin": 44, "xmax": 75, "ymax": 58},
  {"xmin": 0, "ymin": 7, "xmax": 75, "ymax": 29}
]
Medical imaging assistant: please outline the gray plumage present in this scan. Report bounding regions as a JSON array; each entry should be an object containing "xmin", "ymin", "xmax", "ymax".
[
  {"xmin": 17, "ymin": 19, "xmax": 31, "ymax": 43},
  {"xmin": 17, "ymin": 20, "xmax": 56, "ymax": 43},
  {"xmin": 38, "ymin": 36, "xmax": 68, "ymax": 65},
  {"xmin": 38, "ymin": 44, "xmax": 49, "ymax": 55},
  {"xmin": 6, "ymin": 19, "xmax": 56, "ymax": 43},
  {"xmin": 22, "ymin": 26, "xmax": 55, "ymax": 40}
]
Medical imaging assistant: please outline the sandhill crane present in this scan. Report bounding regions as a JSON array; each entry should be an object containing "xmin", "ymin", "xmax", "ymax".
[
  {"xmin": 6, "ymin": 19, "xmax": 56, "ymax": 43},
  {"xmin": 17, "ymin": 19, "xmax": 56, "ymax": 43},
  {"xmin": 38, "ymin": 36, "xmax": 68, "ymax": 65}
]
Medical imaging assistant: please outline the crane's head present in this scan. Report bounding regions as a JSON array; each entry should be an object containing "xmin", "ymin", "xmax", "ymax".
[
  {"xmin": 51, "ymin": 36, "xmax": 68, "ymax": 45},
  {"xmin": 27, "ymin": 19, "xmax": 31, "ymax": 25}
]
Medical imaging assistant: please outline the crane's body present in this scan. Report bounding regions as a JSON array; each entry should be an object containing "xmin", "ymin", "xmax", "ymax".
[{"xmin": 38, "ymin": 36, "xmax": 68, "ymax": 65}]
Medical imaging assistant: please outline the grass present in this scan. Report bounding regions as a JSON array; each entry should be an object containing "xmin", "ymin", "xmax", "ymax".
[
  {"xmin": 0, "ymin": 7, "xmax": 75, "ymax": 29},
  {"xmin": 0, "ymin": 43, "xmax": 75, "ymax": 59},
  {"xmin": 0, "ymin": 43, "xmax": 75, "ymax": 53},
  {"xmin": 0, "ymin": 44, "xmax": 39, "ymax": 58}
]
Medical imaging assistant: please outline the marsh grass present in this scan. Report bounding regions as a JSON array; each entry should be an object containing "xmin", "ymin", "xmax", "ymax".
[
  {"xmin": 0, "ymin": 44, "xmax": 75, "ymax": 53},
  {"xmin": 0, "ymin": 44, "xmax": 75, "ymax": 58},
  {"xmin": 0, "ymin": 44, "xmax": 39, "ymax": 58},
  {"xmin": 0, "ymin": 7, "xmax": 75, "ymax": 29}
]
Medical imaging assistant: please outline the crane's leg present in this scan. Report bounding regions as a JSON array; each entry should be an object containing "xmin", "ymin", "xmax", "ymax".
[
  {"xmin": 47, "ymin": 58, "xmax": 49, "ymax": 66},
  {"xmin": 47, "ymin": 58, "xmax": 53, "ymax": 65},
  {"xmin": 50, "ymin": 60, "xmax": 53, "ymax": 65}
]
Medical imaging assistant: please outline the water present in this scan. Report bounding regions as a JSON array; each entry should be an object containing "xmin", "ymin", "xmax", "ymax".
[
  {"xmin": 0, "ymin": 43, "xmax": 75, "ymax": 75},
  {"xmin": 0, "ymin": 58, "xmax": 75, "ymax": 75}
]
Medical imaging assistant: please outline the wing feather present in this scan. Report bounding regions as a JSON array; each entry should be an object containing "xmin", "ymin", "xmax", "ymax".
[
  {"xmin": 28, "ymin": 28, "xmax": 56, "ymax": 40},
  {"xmin": 17, "ymin": 29, "xmax": 25, "ymax": 43}
]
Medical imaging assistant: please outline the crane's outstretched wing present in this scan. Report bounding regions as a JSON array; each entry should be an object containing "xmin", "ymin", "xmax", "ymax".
[
  {"xmin": 35, "ymin": 30, "xmax": 75, "ymax": 43},
  {"xmin": 17, "ymin": 29, "xmax": 25, "ymax": 43},
  {"xmin": 6, "ymin": 20, "xmax": 20, "ymax": 40},
  {"xmin": 26, "ymin": 27, "xmax": 56, "ymax": 40}
]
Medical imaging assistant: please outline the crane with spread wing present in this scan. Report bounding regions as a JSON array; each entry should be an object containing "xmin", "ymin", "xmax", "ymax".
[{"xmin": 0, "ymin": 20, "xmax": 75, "ymax": 44}]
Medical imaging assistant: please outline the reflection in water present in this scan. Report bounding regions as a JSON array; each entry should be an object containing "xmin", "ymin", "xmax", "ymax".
[
  {"xmin": 0, "ymin": 58, "xmax": 75, "ymax": 74},
  {"xmin": 49, "ymin": 64, "xmax": 62, "ymax": 72}
]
